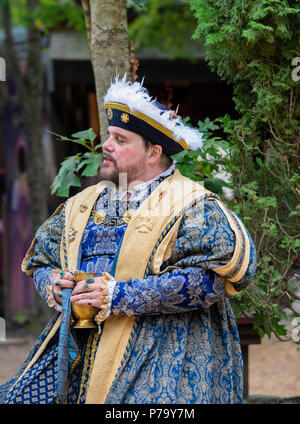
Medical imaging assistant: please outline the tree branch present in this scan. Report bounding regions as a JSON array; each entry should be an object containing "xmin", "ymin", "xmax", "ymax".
[{"xmin": 81, "ymin": 0, "xmax": 91, "ymax": 50}]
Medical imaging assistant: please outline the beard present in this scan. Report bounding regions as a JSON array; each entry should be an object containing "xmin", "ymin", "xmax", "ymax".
[
  {"xmin": 98, "ymin": 152, "xmax": 144, "ymax": 189},
  {"xmin": 98, "ymin": 157, "xmax": 119, "ymax": 186}
]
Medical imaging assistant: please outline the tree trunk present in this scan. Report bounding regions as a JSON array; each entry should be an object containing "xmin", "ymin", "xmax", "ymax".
[
  {"xmin": 89, "ymin": 0, "xmax": 131, "ymax": 142},
  {"xmin": 23, "ymin": 7, "xmax": 48, "ymax": 234},
  {"xmin": 2, "ymin": 0, "xmax": 48, "ymax": 234}
]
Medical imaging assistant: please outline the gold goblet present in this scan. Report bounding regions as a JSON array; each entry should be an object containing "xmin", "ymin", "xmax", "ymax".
[{"xmin": 72, "ymin": 271, "xmax": 98, "ymax": 329}]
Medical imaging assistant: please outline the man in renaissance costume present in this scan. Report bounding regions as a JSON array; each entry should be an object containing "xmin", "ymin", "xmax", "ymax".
[{"xmin": 0, "ymin": 76, "xmax": 256, "ymax": 404}]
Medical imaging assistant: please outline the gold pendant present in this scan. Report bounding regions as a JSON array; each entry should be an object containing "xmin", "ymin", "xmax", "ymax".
[
  {"xmin": 123, "ymin": 209, "xmax": 136, "ymax": 224},
  {"xmin": 93, "ymin": 209, "xmax": 105, "ymax": 225}
]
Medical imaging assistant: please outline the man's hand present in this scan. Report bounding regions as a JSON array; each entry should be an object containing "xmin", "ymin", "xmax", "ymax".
[
  {"xmin": 52, "ymin": 270, "xmax": 75, "ymax": 305},
  {"xmin": 70, "ymin": 277, "xmax": 105, "ymax": 308}
]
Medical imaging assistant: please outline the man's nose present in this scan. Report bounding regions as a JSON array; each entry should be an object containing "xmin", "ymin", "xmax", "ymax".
[{"xmin": 102, "ymin": 137, "xmax": 114, "ymax": 151}]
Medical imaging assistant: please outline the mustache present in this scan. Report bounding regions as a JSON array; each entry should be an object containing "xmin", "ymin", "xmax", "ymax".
[{"xmin": 102, "ymin": 151, "xmax": 117, "ymax": 165}]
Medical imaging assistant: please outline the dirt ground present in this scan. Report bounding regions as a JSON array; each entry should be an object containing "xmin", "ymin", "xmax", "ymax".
[
  {"xmin": 248, "ymin": 335, "xmax": 300, "ymax": 398},
  {"xmin": 0, "ymin": 332, "xmax": 299, "ymax": 399}
]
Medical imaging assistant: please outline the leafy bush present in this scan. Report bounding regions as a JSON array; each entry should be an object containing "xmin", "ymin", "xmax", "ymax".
[
  {"xmin": 189, "ymin": 0, "xmax": 300, "ymax": 341},
  {"xmin": 50, "ymin": 128, "xmax": 102, "ymax": 197}
]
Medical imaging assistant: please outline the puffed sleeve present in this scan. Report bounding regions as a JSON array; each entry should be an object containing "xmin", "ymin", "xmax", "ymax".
[
  {"xmin": 109, "ymin": 199, "xmax": 256, "ymax": 317},
  {"xmin": 22, "ymin": 203, "xmax": 65, "ymax": 276},
  {"xmin": 21, "ymin": 203, "xmax": 65, "ymax": 309}
]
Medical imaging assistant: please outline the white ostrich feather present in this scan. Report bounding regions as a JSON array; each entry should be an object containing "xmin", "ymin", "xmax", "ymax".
[{"xmin": 104, "ymin": 75, "xmax": 203, "ymax": 151}]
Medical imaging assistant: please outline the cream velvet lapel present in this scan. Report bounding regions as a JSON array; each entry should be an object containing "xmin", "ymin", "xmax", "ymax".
[{"xmin": 61, "ymin": 182, "xmax": 106, "ymax": 272}]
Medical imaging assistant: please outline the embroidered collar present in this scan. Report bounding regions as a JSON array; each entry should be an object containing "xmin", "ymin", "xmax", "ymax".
[{"xmin": 114, "ymin": 163, "xmax": 175, "ymax": 201}]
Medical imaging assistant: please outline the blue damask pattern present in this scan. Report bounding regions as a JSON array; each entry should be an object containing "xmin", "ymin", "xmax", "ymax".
[
  {"xmin": 109, "ymin": 199, "xmax": 256, "ymax": 317},
  {"xmin": 1, "ymin": 177, "xmax": 256, "ymax": 404},
  {"xmin": 165, "ymin": 200, "xmax": 236, "ymax": 269},
  {"xmin": 105, "ymin": 299, "xmax": 243, "ymax": 404},
  {"xmin": 33, "ymin": 266, "xmax": 53, "ymax": 302},
  {"xmin": 80, "ymin": 219, "xmax": 127, "ymax": 275},
  {"xmin": 111, "ymin": 267, "xmax": 226, "ymax": 316},
  {"xmin": 103, "ymin": 199, "xmax": 253, "ymax": 404},
  {"xmin": 3, "ymin": 342, "xmax": 58, "ymax": 404},
  {"xmin": 26, "ymin": 209, "xmax": 64, "ymax": 271},
  {"xmin": 0, "ymin": 313, "xmax": 60, "ymax": 403}
]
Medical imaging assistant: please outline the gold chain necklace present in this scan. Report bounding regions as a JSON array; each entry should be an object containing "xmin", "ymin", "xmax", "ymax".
[{"xmin": 91, "ymin": 207, "xmax": 136, "ymax": 226}]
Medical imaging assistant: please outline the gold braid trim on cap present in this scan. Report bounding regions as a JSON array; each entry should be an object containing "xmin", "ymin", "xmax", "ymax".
[{"xmin": 104, "ymin": 101, "xmax": 190, "ymax": 150}]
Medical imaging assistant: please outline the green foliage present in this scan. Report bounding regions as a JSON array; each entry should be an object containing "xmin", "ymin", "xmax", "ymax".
[
  {"xmin": 13, "ymin": 309, "xmax": 31, "ymax": 325},
  {"xmin": 190, "ymin": 0, "xmax": 300, "ymax": 342},
  {"xmin": 173, "ymin": 117, "xmax": 232, "ymax": 195},
  {"xmin": 127, "ymin": 0, "xmax": 148, "ymax": 12},
  {"xmin": 50, "ymin": 129, "xmax": 102, "ymax": 198},
  {"xmin": 128, "ymin": 0, "xmax": 198, "ymax": 59},
  {"xmin": 0, "ymin": 0, "xmax": 86, "ymax": 33}
]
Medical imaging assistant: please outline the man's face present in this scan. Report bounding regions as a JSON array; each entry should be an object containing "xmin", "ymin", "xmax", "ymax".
[{"xmin": 99, "ymin": 126, "xmax": 149, "ymax": 187}]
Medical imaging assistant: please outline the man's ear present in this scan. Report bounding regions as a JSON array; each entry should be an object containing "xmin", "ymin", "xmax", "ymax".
[{"xmin": 148, "ymin": 144, "xmax": 162, "ymax": 164}]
